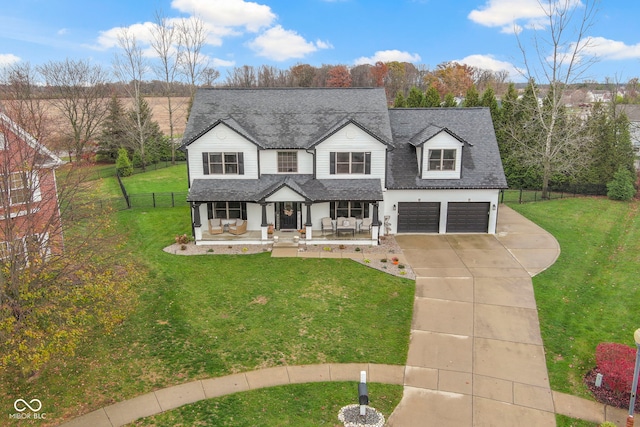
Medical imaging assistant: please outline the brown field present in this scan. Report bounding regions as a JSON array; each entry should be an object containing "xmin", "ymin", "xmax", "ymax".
[{"xmin": 40, "ymin": 96, "xmax": 190, "ymax": 139}]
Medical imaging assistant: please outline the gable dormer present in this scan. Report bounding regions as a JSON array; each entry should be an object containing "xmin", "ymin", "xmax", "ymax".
[{"xmin": 412, "ymin": 126, "xmax": 466, "ymax": 180}]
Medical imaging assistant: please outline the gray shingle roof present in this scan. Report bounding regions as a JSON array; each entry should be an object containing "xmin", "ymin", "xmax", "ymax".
[
  {"xmin": 387, "ymin": 108, "xmax": 507, "ymax": 189},
  {"xmin": 188, "ymin": 175, "xmax": 384, "ymax": 203},
  {"xmin": 181, "ymin": 87, "xmax": 393, "ymax": 149}
]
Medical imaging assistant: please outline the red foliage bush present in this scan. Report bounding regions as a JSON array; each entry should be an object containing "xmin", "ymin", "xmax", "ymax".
[{"xmin": 596, "ymin": 342, "xmax": 640, "ymax": 394}]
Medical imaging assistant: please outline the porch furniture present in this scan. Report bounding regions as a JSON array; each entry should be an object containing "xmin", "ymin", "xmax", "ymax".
[
  {"xmin": 336, "ymin": 217, "xmax": 356, "ymax": 236},
  {"xmin": 228, "ymin": 219, "xmax": 247, "ymax": 235},
  {"xmin": 209, "ymin": 218, "xmax": 223, "ymax": 235},
  {"xmin": 360, "ymin": 217, "xmax": 372, "ymax": 233},
  {"xmin": 321, "ymin": 217, "xmax": 334, "ymax": 234}
]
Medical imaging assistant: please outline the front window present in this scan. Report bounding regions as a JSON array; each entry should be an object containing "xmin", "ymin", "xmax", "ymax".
[
  {"xmin": 209, "ymin": 202, "xmax": 247, "ymax": 220},
  {"xmin": 277, "ymin": 152, "xmax": 297, "ymax": 173},
  {"xmin": 208, "ymin": 152, "xmax": 239, "ymax": 174},
  {"xmin": 428, "ymin": 149, "xmax": 456, "ymax": 171},
  {"xmin": 336, "ymin": 152, "xmax": 365, "ymax": 174},
  {"xmin": 330, "ymin": 201, "xmax": 369, "ymax": 219}
]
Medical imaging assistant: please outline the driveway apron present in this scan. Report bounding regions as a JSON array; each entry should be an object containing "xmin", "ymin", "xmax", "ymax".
[{"xmin": 387, "ymin": 205, "xmax": 560, "ymax": 427}]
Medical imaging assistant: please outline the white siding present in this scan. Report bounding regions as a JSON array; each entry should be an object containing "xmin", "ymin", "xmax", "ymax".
[
  {"xmin": 315, "ymin": 123, "xmax": 387, "ymax": 180},
  {"xmin": 265, "ymin": 186, "xmax": 306, "ymax": 202},
  {"xmin": 421, "ymin": 133, "xmax": 463, "ymax": 180},
  {"xmin": 260, "ymin": 150, "xmax": 314, "ymax": 174},
  {"xmin": 187, "ymin": 123, "xmax": 259, "ymax": 182},
  {"xmin": 383, "ymin": 189, "xmax": 500, "ymax": 234}
]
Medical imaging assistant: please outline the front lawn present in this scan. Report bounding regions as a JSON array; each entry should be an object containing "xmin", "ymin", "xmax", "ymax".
[
  {"xmin": 510, "ymin": 198, "xmax": 640, "ymax": 398},
  {"xmin": 0, "ymin": 206, "xmax": 413, "ymax": 425}
]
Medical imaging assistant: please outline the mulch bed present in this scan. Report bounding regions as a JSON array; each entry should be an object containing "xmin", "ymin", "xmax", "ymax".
[{"xmin": 584, "ymin": 367, "xmax": 640, "ymax": 412}]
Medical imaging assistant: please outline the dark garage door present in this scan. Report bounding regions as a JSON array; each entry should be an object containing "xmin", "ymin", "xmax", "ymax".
[
  {"xmin": 446, "ymin": 202, "xmax": 490, "ymax": 233},
  {"xmin": 397, "ymin": 202, "xmax": 440, "ymax": 233}
]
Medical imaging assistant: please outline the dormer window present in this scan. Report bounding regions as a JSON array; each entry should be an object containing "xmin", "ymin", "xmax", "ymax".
[{"xmin": 428, "ymin": 149, "xmax": 456, "ymax": 171}]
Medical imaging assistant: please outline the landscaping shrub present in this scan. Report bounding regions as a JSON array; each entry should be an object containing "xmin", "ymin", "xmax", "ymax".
[
  {"xmin": 606, "ymin": 167, "xmax": 636, "ymax": 201},
  {"xmin": 115, "ymin": 148, "xmax": 133, "ymax": 177},
  {"xmin": 595, "ymin": 342, "xmax": 639, "ymax": 394}
]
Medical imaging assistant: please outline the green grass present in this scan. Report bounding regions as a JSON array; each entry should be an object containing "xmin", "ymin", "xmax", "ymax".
[
  {"xmin": 556, "ymin": 414, "xmax": 598, "ymax": 427},
  {"xmin": 1, "ymin": 205, "xmax": 413, "ymax": 424},
  {"xmin": 129, "ymin": 382, "xmax": 403, "ymax": 426},
  {"xmin": 510, "ymin": 198, "xmax": 640, "ymax": 397},
  {"xmin": 120, "ymin": 163, "xmax": 188, "ymax": 194}
]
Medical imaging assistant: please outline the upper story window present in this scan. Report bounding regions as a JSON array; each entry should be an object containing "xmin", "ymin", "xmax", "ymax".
[
  {"xmin": 330, "ymin": 152, "xmax": 371, "ymax": 175},
  {"xmin": 277, "ymin": 152, "xmax": 297, "ymax": 173},
  {"xmin": 1, "ymin": 172, "xmax": 38, "ymax": 205},
  {"xmin": 202, "ymin": 152, "xmax": 244, "ymax": 175},
  {"xmin": 428, "ymin": 149, "xmax": 456, "ymax": 171},
  {"xmin": 0, "ymin": 134, "xmax": 6, "ymax": 150}
]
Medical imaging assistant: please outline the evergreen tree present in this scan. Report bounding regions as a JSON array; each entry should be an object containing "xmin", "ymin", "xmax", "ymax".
[
  {"xmin": 462, "ymin": 85, "xmax": 480, "ymax": 107},
  {"xmin": 423, "ymin": 86, "xmax": 441, "ymax": 107},
  {"xmin": 393, "ymin": 92, "xmax": 407, "ymax": 108},
  {"xmin": 124, "ymin": 97, "xmax": 164, "ymax": 168},
  {"xmin": 406, "ymin": 87, "xmax": 424, "ymax": 107},
  {"xmin": 481, "ymin": 87, "xmax": 499, "ymax": 119},
  {"xmin": 442, "ymin": 93, "xmax": 457, "ymax": 107},
  {"xmin": 116, "ymin": 147, "xmax": 133, "ymax": 176},
  {"xmin": 97, "ymin": 95, "xmax": 127, "ymax": 161},
  {"xmin": 607, "ymin": 166, "xmax": 636, "ymax": 201}
]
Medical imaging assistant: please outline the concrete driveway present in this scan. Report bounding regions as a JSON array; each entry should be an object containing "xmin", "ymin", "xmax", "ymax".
[{"xmin": 387, "ymin": 205, "xmax": 561, "ymax": 427}]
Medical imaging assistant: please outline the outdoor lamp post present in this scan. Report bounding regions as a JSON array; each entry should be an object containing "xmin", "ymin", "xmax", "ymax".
[{"xmin": 626, "ymin": 329, "xmax": 640, "ymax": 427}]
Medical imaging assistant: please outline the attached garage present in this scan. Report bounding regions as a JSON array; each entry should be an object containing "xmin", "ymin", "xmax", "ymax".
[
  {"xmin": 397, "ymin": 202, "xmax": 440, "ymax": 233},
  {"xmin": 446, "ymin": 202, "xmax": 490, "ymax": 233}
]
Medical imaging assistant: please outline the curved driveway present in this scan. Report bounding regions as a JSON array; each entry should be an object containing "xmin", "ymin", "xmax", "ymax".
[{"xmin": 387, "ymin": 205, "xmax": 561, "ymax": 426}]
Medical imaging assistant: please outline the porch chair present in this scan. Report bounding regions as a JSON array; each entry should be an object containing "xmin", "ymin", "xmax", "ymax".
[
  {"xmin": 321, "ymin": 217, "xmax": 334, "ymax": 234},
  {"xmin": 360, "ymin": 217, "xmax": 372, "ymax": 234},
  {"xmin": 228, "ymin": 219, "xmax": 247, "ymax": 235},
  {"xmin": 208, "ymin": 218, "xmax": 223, "ymax": 235}
]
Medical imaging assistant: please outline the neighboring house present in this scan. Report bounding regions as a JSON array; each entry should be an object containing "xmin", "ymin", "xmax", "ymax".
[
  {"xmin": 618, "ymin": 105, "xmax": 640, "ymax": 169},
  {"xmin": 180, "ymin": 88, "xmax": 507, "ymax": 245},
  {"xmin": 0, "ymin": 112, "xmax": 64, "ymax": 261}
]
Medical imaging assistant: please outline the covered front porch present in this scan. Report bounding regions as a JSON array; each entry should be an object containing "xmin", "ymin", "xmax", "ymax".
[{"xmin": 187, "ymin": 175, "xmax": 384, "ymax": 246}]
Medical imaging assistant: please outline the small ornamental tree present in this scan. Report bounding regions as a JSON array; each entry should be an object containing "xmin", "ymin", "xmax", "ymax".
[
  {"xmin": 393, "ymin": 92, "xmax": 407, "ymax": 108},
  {"xmin": 607, "ymin": 167, "xmax": 636, "ymax": 201},
  {"xmin": 595, "ymin": 342, "xmax": 640, "ymax": 394},
  {"xmin": 116, "ymin": 148, "xmax": 133, "ymax": 177}
]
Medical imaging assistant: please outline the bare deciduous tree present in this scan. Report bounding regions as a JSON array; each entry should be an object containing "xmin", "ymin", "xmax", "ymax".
[
  {"xmin": 150, "ymin": 10, "xmax": 183, "ymax": 163},
  {"xmin": 511, "ymin": 0, "xmax": 599, "ymax": 198},
  {"xmin": 177, "ymin": 16, "xmax": 209, "ymax": 99},
  {"xmin": 113, "ymin": 28, "xmax": 152, "ymax": 170},
  {"xmin": 38, "ymin": 59, "xmax": 110, "ymax": 162}
]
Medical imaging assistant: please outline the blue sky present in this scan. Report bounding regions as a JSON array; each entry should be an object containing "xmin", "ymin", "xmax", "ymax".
[{"xmin": 0, "ymin": 0, "xmax": 638, "ymax": 83}]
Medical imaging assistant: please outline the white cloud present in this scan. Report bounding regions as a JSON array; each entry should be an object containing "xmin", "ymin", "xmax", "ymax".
[
  {"xmin": 353, "ymin": 50, "xmax": 421, "ymax": 65},
  {"xmin": 453, "ymin": 54, "xmax": 522, "ymax": 78},
  {"xmin": 579, "ymin": 36, "xmax": 640, "ymax": 60},
  {"xmin": 211, "ymin": 58, "xmax": 236, "ymax": 67},
  {"xmin": 469, "ymin": 0, "xmax": 582, "ymax": 32},
  {"xmin": 57, "ymin": 28, "xmax": 68, "ymax": 36},
  {"xmin": 0, "ymin": 53, "xmax": 20, "ymax": 67},
  {"xmin": 171, "ymin": 0, "xmax": 276, "ymax": 32},
  {"xmin": 96, "ymin": 22, "xmax": 157, "ymax": 50},
  {"xmin": 248, "ymin": 25, "xmax": 330, "ymax": 61}
]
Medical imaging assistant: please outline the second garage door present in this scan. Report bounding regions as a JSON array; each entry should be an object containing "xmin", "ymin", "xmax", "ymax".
[
  {"xmin": 397, "ymin": 202, "xmax": 440, "ymax": 233},
  {"xmin": 446, "ymin": 202, "xmax": 490, "ymax": 233}
]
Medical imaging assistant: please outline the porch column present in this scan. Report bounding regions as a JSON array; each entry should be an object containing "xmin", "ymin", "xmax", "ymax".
[
  {"xmin": 192, "ymin": 202, "xmax": 203, "ymax": 242},
  {"xmin": 305, "ymin": 202, "xmax": 313, "ymax": 240},
  {"xmin": 261, "ymin": 202, "xmax": 268, "ymax": 241},
  {"xmin": 371, "ymin": 202, "xmax": 380, "ymax": 242}
]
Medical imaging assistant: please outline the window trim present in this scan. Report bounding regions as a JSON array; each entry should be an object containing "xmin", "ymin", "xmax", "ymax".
[
  {"xmin": 329, "ymin": 201, "xmax": 370, "ymax": 219},
  {"xmin": 1, "ymin": 171, "xmax": 40, "ymax": 206},
  {"xmin": 208, "ymin": 201, "xmax": 248, "ymax": 220},
  {"xmin": 277, "ymin": 151, "xmax": 298, "ymax": 173},
  {"xmin": 330, "ymin": 152, "xmax": 371, "ymax": 175},
  {"xmin": 427, "ymin": 149, "xmax": 457, "ymax": 171},
  {"xmin": 202, "ymin": 152, "xmax": 244, "ymax": 175}
]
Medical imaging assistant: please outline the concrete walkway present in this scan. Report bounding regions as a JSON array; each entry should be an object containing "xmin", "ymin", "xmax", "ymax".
[{"xmin": 59, "ymin": 205, "xmax": 628, "ymax": 426}]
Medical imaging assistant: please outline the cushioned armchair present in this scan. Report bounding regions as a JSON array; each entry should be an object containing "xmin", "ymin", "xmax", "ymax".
[
  {"xmin": 321, "ymin": 217, "xmax": 334, "ymax": 234},
  {"xmin": 360, "ymin": 217, "xmax": 372, "ymax": 233},
  {"xmin": 209, "ymin": 218, "xmax": 223, "ymax": 235},
  {"xmin": 228, "ymin": 219, "xmax": 247, "ymax": 235}
]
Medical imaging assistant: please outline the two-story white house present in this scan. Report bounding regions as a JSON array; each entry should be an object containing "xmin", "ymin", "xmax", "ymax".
[{"xmin": 180, "ymin": 87, "xmax": 507, "ymax": 245}]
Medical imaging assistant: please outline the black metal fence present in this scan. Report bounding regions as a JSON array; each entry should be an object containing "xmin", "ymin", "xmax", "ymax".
[{"xmin": 501, "ymin": 183, "xmax": 607, "ymax": 204}]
